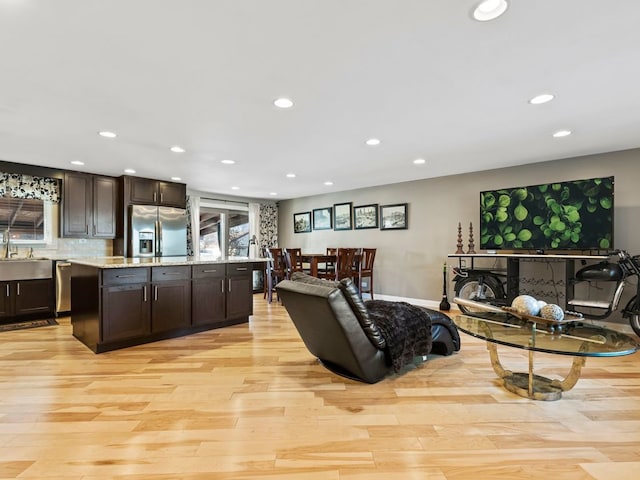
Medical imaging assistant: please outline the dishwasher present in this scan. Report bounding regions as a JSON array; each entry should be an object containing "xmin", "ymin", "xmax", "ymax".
[{"xmin": 55, "ymin": 260, "xmax": 72, "ymax": 315}]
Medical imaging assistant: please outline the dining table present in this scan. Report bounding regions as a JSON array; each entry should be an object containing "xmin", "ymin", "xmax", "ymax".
[{"xmin": 300, "ymin": 253, "xmax": 337, "ymax": 277}]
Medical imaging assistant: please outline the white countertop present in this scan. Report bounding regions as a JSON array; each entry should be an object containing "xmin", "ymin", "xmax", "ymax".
[{"xmin": 69, "ymin": 256, "xmax": 268, "ymax": 269}]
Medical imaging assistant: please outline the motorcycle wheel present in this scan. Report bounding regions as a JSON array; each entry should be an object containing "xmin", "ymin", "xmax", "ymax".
[
  {"xmin": 630, "ymin": 314, "xmax": 640, "ymax": 337},
  {"xmin": 454, "ymin": 275, "xmax": 505, "ymax": 314},
  {"xmin": 623, "ymin": 295, "xmax": 640, "ymax": 337}
]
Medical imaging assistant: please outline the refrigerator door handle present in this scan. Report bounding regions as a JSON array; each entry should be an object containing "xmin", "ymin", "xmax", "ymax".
[{"xmin": 156, "ymin": 220, "xmax": 162, "ymax": 256}]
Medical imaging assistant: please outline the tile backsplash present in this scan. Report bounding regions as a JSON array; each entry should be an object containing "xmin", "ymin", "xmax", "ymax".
[{"xmin": 33, "ymin": 238, "xmax": 113, "ymax": 259}]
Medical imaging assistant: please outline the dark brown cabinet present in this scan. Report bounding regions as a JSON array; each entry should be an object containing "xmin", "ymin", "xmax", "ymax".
[
  {"xmin": 101, "ymin": 268, "xmax": 150, "ymax": 343},
  {"xmin": 73, "ymin": 260, "xmax": 256, "ymax": 353},
  {"xmin": 62, "ymin": 172, "xmax": 117, "ymax": 238},
  {"xmin": 0, "ymin": 282, "xmax": 12, "ymax": 318},
  {"xmin": 126, "ymin": 176, "xmax": 186, "ymax": 208},
  {"xmin": 151, "ymin": 266, "xmax": 191, "ymax": 333},
  {"xmin": 192, "ymin": 264, "xmax": 226, "ymax": 326},
  {"xmin": 226, "ymin": 263, "xmax": 253, "ymax": 319},
  {"xmin": 0, "ymin": 279, "xmax": 53, "ymax": 319}
]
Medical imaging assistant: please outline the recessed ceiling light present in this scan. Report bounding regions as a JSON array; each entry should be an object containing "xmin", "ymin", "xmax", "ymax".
[
  {"xmin": 171, "ymin": 176, "xmax": 182, "ymax": 181},
  {"xmin": 269, "ymin": 192, "xmax": 277, "ymax": 196},
  {"xmin": 365, "ymin": 138, "xmax": 381, "ymax": 146},
  {"xmin": 553, "ymin": 130, "xmax": 572, "ymax": 138},
  {"xmin": 413, "ymin": 158, "xmax": 426, "ymax": 165},
  {"xmin": 231, "ymin": 186, "xmax": 240, "ymax": 190},
  {"xmin": 124, "ymin": 168, "xmax": 136, "ymax": 174},
  {"xmin": 98, "ymin": 131, "xmax": 116, "ymax": 138},
  {"xmin": 324, "ymin": 181, "xmax": 334, "ymax": 186},
  {"xmin": 286, "ymin": 173, "xmax": 296, "ymax": 178},
  {"xmin": 472, "ymin": 0, "xmax": 509, "ymax": 21},
  {"xmin": 529, "ymin": 94, "xmax": 555, "ymax": 105},
  {"xmin": 274, "ymin": 98, "xmax": 294, "ymax": 109},
  {"xmin": 170, "ymin": 146, "xmax": 185, "ymax": 153},
  {"xmin": 220, "ymin": 159, "xmax": 235, "ymax": 165},
  {"xmin": 70, "ymin": 160, "xmax": 85, "ymax": 166}
]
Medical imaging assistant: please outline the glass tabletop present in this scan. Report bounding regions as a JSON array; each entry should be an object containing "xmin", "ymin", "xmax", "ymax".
[{"xmin": 454, "ymin": 312, "xmax": 638, "ymax": 357}]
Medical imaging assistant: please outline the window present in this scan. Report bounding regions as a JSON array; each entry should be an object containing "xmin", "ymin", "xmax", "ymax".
[
  {"xmin": 198, "ymin": 199, "xmax": 249, "ymax": 258},
  {"xmin": 0, "ymin": 196, "xmax": 53, "ymax": 245}
]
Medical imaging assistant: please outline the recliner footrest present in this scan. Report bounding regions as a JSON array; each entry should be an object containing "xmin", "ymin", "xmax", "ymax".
[{"xmin": 415, "ymin": 307, "xmax": 461, "ymax": 356}]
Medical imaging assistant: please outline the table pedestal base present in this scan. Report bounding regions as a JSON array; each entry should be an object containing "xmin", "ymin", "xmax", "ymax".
[
  {"xmin": 486, "ymin": 341, "xmax": 586, "ymax": 401},
  {"xmin": 503, "ymin": 372, "xmax": 563, "ymax": 401}
]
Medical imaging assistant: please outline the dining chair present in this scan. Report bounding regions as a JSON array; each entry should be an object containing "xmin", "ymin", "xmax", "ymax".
[
  {"xmin": 336, "ymin": 248, "xmax": 359, "ymax": 282},
  {"xmin": 284, "ymin": 247, "xmax": 305, "ymax": 277},
  {"xmin": 264, "ymin": 248, "xmax": 287, "ymax": 303},
  {"xmin": 358, "ymin": 248, "xmax": 377, "ymax": 299},
  {"xmin": 315, "ymin": 247, "xmax": 337, "ymax": 280}
]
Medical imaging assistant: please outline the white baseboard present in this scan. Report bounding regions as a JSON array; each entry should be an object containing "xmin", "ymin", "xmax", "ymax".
[{"xmin": 368, "ymin": 294, "xmax": 460, "ymax": 312}]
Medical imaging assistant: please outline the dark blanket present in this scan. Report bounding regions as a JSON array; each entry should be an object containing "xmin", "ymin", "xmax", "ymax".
[{"xmin": 365, "ymin": 300, "xmax": 432, "ymax": 372}]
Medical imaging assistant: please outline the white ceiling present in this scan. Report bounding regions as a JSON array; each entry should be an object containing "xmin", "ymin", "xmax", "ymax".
[{"xmin": 2, "ymin": 1, "xmax": 640, "ymax": 200}]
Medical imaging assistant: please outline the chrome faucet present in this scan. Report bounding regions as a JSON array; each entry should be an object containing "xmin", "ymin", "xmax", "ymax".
[
  {"xmin": 2, "ymin": 230, "xmax": 8, "ymax": 259},
  {"xmin": 2, "ymin": 230, "xmax": 16, "ymax": 259}
]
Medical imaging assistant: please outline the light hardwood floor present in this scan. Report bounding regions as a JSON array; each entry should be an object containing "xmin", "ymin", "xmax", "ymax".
[{"xmin": 1, "ymin": 295, "xmax": 639, "ymax": 479}]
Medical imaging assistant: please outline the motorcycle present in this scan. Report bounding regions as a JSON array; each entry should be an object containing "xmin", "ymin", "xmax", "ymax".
[
  {"xmin": 452, "ymin": 250, "xmax": 640, "ymax": 336},
  {"xmin": 568, "ymin": 250, "xmax": 640, "ymax": 336}
]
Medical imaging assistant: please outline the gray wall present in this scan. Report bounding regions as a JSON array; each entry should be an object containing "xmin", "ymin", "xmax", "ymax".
[{"xmin": 278, "ymin": 148, "xmax": 640, "ymax": 319}]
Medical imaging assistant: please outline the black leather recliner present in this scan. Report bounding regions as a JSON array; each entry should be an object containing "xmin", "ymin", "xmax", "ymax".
[{"xmin": 276, "ymin": 273, "xmax": 460, "ymax": 383}]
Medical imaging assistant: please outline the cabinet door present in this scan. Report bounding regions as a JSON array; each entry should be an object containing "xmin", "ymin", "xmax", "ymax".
[
  {"xmin": 13, "ymin": 279, "xmax": 53, "ymax": 315},
  {"xmin": 192, "ymin": 265, "xmax": 225, "ymax": 326},
  {"xmin": 102, "ymin": 283, "xmax": 150, "ymax": 342},
  {"xmin": 0, "ymin": 281, "xmax": 14, "ymax": 318},
  {"xmin": 92, "ymin": 176, "xmax": 117, "ymax": 238},
  {"xmin": 158, "ymin": 182, "xmax": 186, "ymax": 208},
  {"xmin": 129, "ymin": 177, "xmax": 158, "ymax": 204},
  {"xmin": 151, "ymin": 281, "xmax": 191, "ymax": 333},
  {"xmin": 63, "ymin": 172, "xmax": 92, "ymax": 237},
  {"xmin": 226, "ymin": 264, "xmax": 253, "ymax": 319}
]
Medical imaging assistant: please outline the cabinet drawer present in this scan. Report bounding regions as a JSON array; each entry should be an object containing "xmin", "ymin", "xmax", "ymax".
[
  {"xmin": 192, "ymin": 264, "xmax": 225, "ymax": 279},
  {"xmin": 227, "ymin": 263, "xmax": 251, "ymax": 277},
  {"xmin": 102, "ymin": 268, "xmax": 149, "ymax": 286},
  {"xmin": 152, "ymin": 266, "xmax": 191, "ymax": 282}
]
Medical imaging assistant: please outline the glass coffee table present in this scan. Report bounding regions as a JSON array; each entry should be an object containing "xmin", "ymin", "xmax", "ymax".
[{"xmin": 453, "ymin": 308, "xmax": 638, "ymax": 401}]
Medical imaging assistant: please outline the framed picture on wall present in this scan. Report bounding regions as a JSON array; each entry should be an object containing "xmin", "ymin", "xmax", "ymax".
[
  {"xmin": 354, "ymin": 204, "xmax": 378, "ymax": 229},
  {"xmin": 380, "ymin": 203, "xmax": 408, "ymax": 230},
  {"xmin": 312, "ymin": 207, "xmax": 333, "ymax": 230},
  {"xmin": 333, "ymin": 202, "xmax": 352, "ymax": 230},
  {"xmin": 293, "ymin": 211, "xmax": 312, "ymax": 233}
]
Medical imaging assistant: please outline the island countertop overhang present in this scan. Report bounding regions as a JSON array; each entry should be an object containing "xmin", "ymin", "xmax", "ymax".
[{"xmin": 69, "ymin": 256, "xmax": 268, "ymax": 269}]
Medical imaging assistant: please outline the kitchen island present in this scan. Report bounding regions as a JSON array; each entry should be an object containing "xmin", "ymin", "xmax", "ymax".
[{"xmin": 70, "ymin": 256, "xmax": 265, "ymax": 353}]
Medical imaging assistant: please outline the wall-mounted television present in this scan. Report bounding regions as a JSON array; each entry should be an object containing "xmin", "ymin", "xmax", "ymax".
[{"xmin": 479, "ymin": 176, "xmax": 614, "ymax": 251}]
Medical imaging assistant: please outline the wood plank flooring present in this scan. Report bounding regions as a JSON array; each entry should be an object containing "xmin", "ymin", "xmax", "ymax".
[{"xmin": 1, "ymin": 295, "xmax": 639, "ymax": 479}]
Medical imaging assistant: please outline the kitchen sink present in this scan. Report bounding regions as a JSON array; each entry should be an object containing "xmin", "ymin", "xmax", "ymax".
[{"xmin": 0, "ymin": 259, "xmax": 52, "ymax": 280}]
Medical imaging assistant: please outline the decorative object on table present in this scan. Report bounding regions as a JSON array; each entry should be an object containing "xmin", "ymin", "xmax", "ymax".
[
  {"xmin": 455, "ymin": 222, "xmax": 465, "ymax": 254},
  {"xmin": 379, "ymin": 203, "xmax": 408, "ymax": 230},
  {"xmin": 439, "ymin": 262, "xmax": 451, "ymax": 310},
  {"xmin": 511, "ymin": 294, "xmax": 541, "ymax": 316},
  {"xmin": 312, "ymin": 207, "xmax": 333, "ymax": 230},
  {"xmin": 354, "ymin": 204, "xmax": 379, "ymax": 229},
  {"xmin": 467, "ymin": 221, "xmax": 476, "ymax": 254},
  {"xmin": 333, "ymin": 202, "xmax": 353, "ymax": 230},
  {"xmin": 540, "ymin": 303, "xmax": 565, "ymax": 321},
  {"xmin": 454, "ymin": 297, "xmax": 583, "ymax": 327},
  {"xmin": 293, "ymin": 211, "xmax": 311, "ymax": 233}
]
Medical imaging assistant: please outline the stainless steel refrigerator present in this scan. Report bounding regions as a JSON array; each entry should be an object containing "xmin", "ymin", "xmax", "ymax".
[{"xmin": 129, "ymin": 205, "xmax": 188, "ymax": 257}]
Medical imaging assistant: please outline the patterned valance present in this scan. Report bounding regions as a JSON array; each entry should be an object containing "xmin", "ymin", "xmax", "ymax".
[{"xmin": 0, "ymin": 173, "xmax": 61, "ymax": 203}]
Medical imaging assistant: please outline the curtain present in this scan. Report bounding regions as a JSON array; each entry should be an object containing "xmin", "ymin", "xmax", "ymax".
[
  {"xmin": 248, "ymin": 202, "xmax": 260, "ymax": 257},
  {"xmin": 0, "ymin": 173, "xmax": 61, "ymax": 202},
  {"xmin": 186, "ymin": 195, "xmax": 200, "ymax": 256},
  {"xmin": 259, "ymin": 203, "xmax": 278, "ymax": 250}
]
